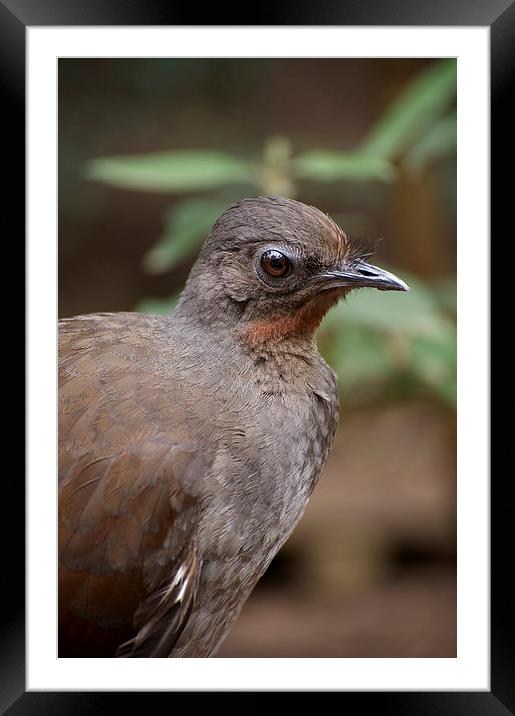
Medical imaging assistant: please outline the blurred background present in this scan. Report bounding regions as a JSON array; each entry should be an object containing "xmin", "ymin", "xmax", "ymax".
[{"xmin": 58, "ymin": 58, "xmax": 457, "ymax": 657}]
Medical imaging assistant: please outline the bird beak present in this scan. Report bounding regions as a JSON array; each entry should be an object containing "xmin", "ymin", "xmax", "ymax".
[{"xmin": 321, "ymin": 260, "xmax": 410, "ymax": 292}]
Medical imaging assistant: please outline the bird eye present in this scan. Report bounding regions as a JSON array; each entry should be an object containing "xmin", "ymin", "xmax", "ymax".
[{"xmin": 260, "ymin": 250, "xmax": 291, "ymax": 278}]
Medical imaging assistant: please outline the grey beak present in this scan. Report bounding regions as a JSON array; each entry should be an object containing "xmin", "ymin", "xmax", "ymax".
[{"xmin": 322, "ymin": 260, "xmax": 410, "ymax": 292}]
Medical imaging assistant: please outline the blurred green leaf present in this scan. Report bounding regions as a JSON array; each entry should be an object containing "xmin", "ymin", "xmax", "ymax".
[
  {"xmin": 144, "ymin": 197, "xmax": 230, "ymax": 273},
  {"xmin": 85, "ymin": 150, "xmax": 257, "ymax": 192},
  {"xmin": 135, "ymin": 294, "xmax": 179, "ymax": 315},
  {"xmin": 293, "ymin": 150, "xmax": 396, "ymax": 183},
  {"xmin": 321, "ymin": 272, "xmax": 450, "ymax": 339},
  {"xmin": 359, "ymin": 59, "xmax": 457, "ymax": 160},
  {"xmin": 432, "ymin": 277, "xmax": 457, "ymax": 317},
  {"xmin": 402, "ymin": 112, "xmax": 456, "ymax": 174},
  {"xmin": 410, "ymin": 330, "xmax": 457, "ymax": 405},
  {"xmin": 322, "ymin": 326, "xmax": 396, "ymax": 392},
  {"xmin": 319, "ymin": 271, "xmax": 456, "ymax": 405}
]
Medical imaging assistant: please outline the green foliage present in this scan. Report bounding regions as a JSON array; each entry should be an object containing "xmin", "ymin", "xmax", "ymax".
[
  {"xmin": 293, "ymin": 151, "xmax": 396, "ymax": 183},
  {"xmin": 85, "ymin": 60, "xmax": 456, "ymax": 197},
  {"xmin": 144, "ymin": 197, "xmax": 230, "ymax": 273},
  {"xmin": 359, "ymin": 59, "xmax": 456, "ymax": 160},
  {"xmin": 85, "ymin": 150, "xmax": 256, "ymax": 193},
  {"xmin": 84, "ymin": 59, "xmax": 457, "ymax": 408},
  {"xmin": 401, "ymin": 112, "xmax": 457, "ymax": 174},
  {"xmin": 325, "ymin": 273, "xmax": 447, "ymax": 337},
  {"xmin": 319, "ymin": 272, "xmax": 456, "ymax": 406}
]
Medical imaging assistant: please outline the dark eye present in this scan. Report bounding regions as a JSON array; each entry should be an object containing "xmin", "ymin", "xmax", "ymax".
[{"xmin": 260, "ymin": 250, "xmax": 291, "ymax": 278}]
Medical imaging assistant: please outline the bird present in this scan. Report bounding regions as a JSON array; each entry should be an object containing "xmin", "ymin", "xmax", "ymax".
[{"xmin": 58, "ymin": 195, "xmax": 409, "ymax": 658}]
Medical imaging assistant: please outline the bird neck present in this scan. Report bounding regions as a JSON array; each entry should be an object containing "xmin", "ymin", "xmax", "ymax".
[
  {"xmin": 238, "ymin": 306, "xmax": 325, "ymax": 348},
  {"xmin": 237, "ymin": 288, "xmax": 341, "ymax": 351},
  {"xmin": 175, "ymin": 281, "xmax": 341, "ymax": 389},
  {"xmin": 233, "ymin": 292, "xmax": 343, "ymax": 390}
]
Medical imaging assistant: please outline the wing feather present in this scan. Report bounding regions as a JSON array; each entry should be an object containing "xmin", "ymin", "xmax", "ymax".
[{"xmin": 58, "ymin": 314, "xmax": 206, "ymax": 657}]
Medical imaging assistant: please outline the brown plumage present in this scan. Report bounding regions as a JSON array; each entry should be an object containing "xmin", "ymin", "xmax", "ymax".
[{"xmin": 58, "ymin": 196, "xmax": 408, "ymax": 657}]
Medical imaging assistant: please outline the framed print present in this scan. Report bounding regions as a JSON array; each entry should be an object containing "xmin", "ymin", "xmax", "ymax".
[{"xmin": 7, "ymin": 0, "xmax": 507, "ymax": 711}]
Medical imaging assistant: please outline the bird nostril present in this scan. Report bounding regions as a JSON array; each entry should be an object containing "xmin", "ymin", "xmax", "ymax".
[{"xmin": 357, "ymin": 267, "xmax": 377, "ymax": 278}]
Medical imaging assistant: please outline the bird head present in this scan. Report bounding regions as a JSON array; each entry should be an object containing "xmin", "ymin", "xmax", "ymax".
[{"xmin": 179, "ymin": 196, "xmax": 409, "ymax": 345}]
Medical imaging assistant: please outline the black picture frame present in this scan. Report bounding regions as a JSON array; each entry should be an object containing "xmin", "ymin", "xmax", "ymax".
[{"xmin": 8, "ymin": 0, "xmax": 505, "ymax": 712}]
